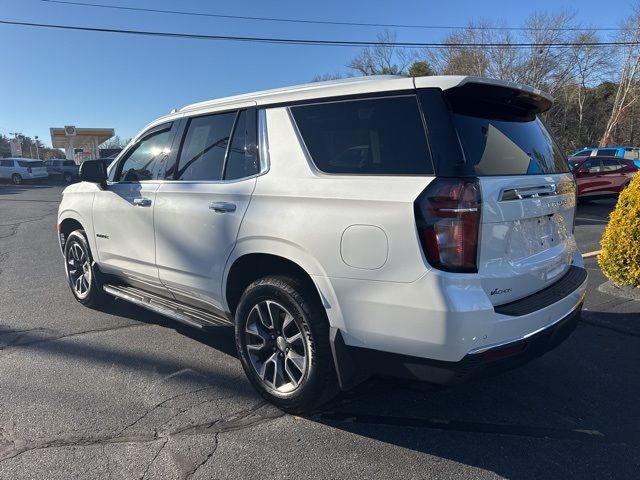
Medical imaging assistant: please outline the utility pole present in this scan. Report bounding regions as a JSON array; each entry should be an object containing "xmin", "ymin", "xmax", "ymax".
[{"xmin": 34, "ymin": 136, "xmax": 40, "ymax": 160}]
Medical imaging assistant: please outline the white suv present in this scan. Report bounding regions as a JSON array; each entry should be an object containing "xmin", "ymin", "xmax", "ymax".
[
  {"xmin": 0, "ymin": 158, "xmax": 48, "ymax": 184},
  {"xmin": 57, "ymin": 76, "xmax": 587, "ymax": 412}
]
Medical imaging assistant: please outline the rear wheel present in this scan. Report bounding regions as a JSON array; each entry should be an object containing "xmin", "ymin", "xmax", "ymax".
[
  {"xmin": 64, "ymin": 230, "xmax": 109, "ymax": 307},
  {"xmin": 63, "ymin": 172, "xmax": 73, "ymax": 183},
  {"xmin": 235, "ymin": 276, "xmax": 338, "ymax": 413},
  {"xmin": 11, "ymin": 174, "xmax": 22, "ymax": 185}
]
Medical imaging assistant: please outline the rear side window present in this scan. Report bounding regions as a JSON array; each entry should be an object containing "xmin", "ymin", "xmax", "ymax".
[
  {"xmin": 175, "ymin": 112, "xmax": 236, "ymax": 181},
  {"xmin": 623, "ymin": 149, "xmax": 640, "ymax": 160},
  {"xmin": 601, "ymin": 159, "xmax": 622, "ymax": 171},
  {"xmin": 18, "ymin": 160, "xmax": 44, "ymax": 168},
  {"xmin": 63, "ymin": 161, "xmax": 76, "ymax": 167},
  {"xmin": 291, "ymin": 96, "xmax": 433, "ymax": 175},
  {"xmin": 224, "ymin": 110, "xmax": 260, "ymax": 180},
  {"xmin": 596, "ymin": 149, "xmax": 617, "ymax": 157},
  {"xmin": 0, "ymin": 160, "xmax": 13, "ymax": 167}
]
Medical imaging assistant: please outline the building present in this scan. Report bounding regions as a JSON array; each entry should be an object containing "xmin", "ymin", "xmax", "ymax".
[{"xmin": 50, "ymin": 126, "xmax": 115, "ymax": 163}]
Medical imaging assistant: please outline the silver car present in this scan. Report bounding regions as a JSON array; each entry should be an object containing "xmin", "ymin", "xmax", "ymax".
[{"xmin": 0, "ymin": 158, "xmax": 49, "ymax": 184}]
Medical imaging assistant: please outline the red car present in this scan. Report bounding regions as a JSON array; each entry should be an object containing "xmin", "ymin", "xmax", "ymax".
[{"xmin": 569, "ymin": 156, "xmax": 638, "ymax": 199}]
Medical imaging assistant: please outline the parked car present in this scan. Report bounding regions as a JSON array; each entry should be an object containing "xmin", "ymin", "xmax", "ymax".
[
  {"xmin": 0, "ymin": 158, "xmax": 48, "ymax": 184},
  {"xmin": 571, "ymin": 146, "xmax": 640, "ymax": 167},
  {"xmin": 569, "ymin": 156, "xmax": 638, "ymax": 199},
  {"xmin": 45, "ymin": 159, "xmax": 80, "ymax": 183},
  {"xmin": 57, "ymin": 76, "xmax": 587, "ymax": 412}
]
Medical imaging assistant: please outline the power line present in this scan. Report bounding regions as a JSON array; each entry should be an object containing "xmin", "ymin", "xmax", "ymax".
[
  {"xmin": 40, "ymin": 0, "xmax": 621, "ymax": 32},
  {"xmin": 1, "ymin": 19, "xmax": 638, "ymax": 48}
]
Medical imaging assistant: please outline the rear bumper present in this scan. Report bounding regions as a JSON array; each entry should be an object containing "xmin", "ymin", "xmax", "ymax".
[{"xmin": 339, "ymin": 301, "xmax": 582, "ymax": 386}]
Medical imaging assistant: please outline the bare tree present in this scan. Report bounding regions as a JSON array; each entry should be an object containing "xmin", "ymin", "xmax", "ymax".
[
  {"xmin": 568, "ymin": 31, "xmax": 613, "ymax": 143},
  {"xmin": 600, "ymin": 5, "xmax": 640, "ymax": 146},
  {"xmin": 348, "ymin": 30, "xmax": 415, "ymax": 76}
]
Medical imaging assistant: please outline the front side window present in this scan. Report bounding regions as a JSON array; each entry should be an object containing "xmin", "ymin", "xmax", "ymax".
[
  {"xmin": 175, "ymin": 112, "xmax": 236, "ymax": 181},
  {"xmin": 116, "ymin": 128, "xmax": 172, "ymax": 182},
  {"xmin": 63, "ymin": 161, "xmax": 76, "ymax": 167},
  {"xmin": 291, "ymin": 96, "xmax": 433, "ymax": 175}
]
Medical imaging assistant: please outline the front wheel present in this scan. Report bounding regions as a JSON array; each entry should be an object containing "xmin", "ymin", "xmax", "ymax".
[
  {"xmin": 63, "ymin": 172, "xmax": 73, "ymax": 183},
  {"xmin": 235, "ymin": 276, "xmax": 338, "ymax": 413},
  {"xmin": 64, "ymin": 230, "xmax": 109, "ymax": 307}
]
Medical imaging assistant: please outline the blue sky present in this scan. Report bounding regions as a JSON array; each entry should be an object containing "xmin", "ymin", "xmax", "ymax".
[{"xmin": 0, "ymin": 0, "xmax": 634, "ymax": 147}]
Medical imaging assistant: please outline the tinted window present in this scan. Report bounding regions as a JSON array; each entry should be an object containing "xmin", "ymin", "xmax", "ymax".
[
  {"xmin": 176, "ymin": 112, "xmax": 236, "ymax": 181},
  {"xmin": 116, "ymin": 129, "xmax": 172, "ymax": 182},
  {"xmin": 582, "ymin": 159, "xmax": 601, "ymax": 172},
  {"xmin": 224, "ymin": 110, "xmax": 260, "ymax": 180},
  {"xmin": 568, "ymin": 159, "xmax": 581, "ymax": 170},
  {"xmin": 596, "ymin": 149, "xmax": 616, "ymax": 156},
  {"xmin": 452, "ymin": 115, "xmax": 568, "ymax": 175},
  {"xmin": 291, "ymin": 96, "xmax": 433, "ymax": 175},
  {"xmin": 0, "ymin": 160, "xmax": 13, "ymax": 167},
  {"xmin": 63, "ymin": 161, "xmax": 76, "ymax": 167},
  {"xmin": 602, "ymin": 159, "xmax": 622, "ymax": 171},
  {"xmin": 18, "ymin": 160, "xmax": 44, "ymax": 167}
]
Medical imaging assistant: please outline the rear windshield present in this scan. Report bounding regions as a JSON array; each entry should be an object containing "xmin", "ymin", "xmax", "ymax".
[
  {"xmin": 290, "ymin": 96, "xmax": 433, "ymax": 175},
  {"xmin": 452, "ymin": 114, "xmax": 569, "ymax": 175},
  {"xmin": 18, "ymin": 160, "xmax": 44, "ymax": 167}
]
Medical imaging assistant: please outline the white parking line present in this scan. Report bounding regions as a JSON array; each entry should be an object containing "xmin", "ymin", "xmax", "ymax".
[{"xmin": 582, "ymin": 250, "xmax": 602, "ymax": 258}]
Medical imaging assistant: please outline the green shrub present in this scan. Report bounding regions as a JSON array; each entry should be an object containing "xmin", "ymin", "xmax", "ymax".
[{"xmin": 598, "ymin": 173, "xmax": 640, "ymax": 287}]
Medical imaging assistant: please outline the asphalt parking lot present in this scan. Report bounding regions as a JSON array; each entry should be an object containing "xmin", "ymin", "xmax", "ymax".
[{"xmin": 0, "ymin": 183, "xmax": 638, "ymax": 479}]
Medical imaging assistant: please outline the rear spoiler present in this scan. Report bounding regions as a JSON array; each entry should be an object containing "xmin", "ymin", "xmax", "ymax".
[{"xmin": 414, "ymin": 76, "xmax": 553, "ymax": 121}]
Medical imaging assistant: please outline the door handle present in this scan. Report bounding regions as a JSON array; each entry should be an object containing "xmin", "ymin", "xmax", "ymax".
[
  {"xmin": 133, "ymin": 197, "xmax": 152, "ymax": 207},
  {"xmin": 209, "ymin": 201, "xmax": 236, "ymax": 213}
]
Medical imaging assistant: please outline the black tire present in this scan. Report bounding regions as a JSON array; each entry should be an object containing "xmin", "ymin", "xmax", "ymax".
[
  {"xmin": 11, "ymin": 174, "xmax": 22, "ymax": 185},
  {"xmin": 64, "ymin": 230, "xmax": 109, "ymax": 307},
  {"xmin": 235, "ymin": 275, "xmax": 338, "ymax": 413},
  {"xmin": 63, "ymin": 172, "xmax": 73, "ymax": 183}
]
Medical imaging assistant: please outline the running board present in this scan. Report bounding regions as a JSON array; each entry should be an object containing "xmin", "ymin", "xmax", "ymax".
[{"xmin": 103, "ymin": 284, "xmax": 232, "ymax": 329}]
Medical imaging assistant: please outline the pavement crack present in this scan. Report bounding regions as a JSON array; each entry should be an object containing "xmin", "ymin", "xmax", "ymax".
[
  {"xmin": 0, "ymin": 401, "xmax": 284, "ymax": 464},
  {"xmin": 140, "ymin": 437, "xmax": 168, "ymax": 480},
  {"xmin": 0, "ymin": 213, "xmax": 57, "ymax": 239},
  {"xmin": 184, "ymin": 433, "xmax": 218, "ymax": 480}
]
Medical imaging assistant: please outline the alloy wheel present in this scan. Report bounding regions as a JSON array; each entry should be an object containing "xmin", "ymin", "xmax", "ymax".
[
  {"xmin": 244, "ymin": 300, "xmax": 308, "ymax": 394},
  {"xmin": 66, "ymin": 241, "xmax": 92, "ymax": 299}
]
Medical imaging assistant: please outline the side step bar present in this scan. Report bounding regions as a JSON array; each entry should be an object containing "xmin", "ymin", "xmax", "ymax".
[{"xmin": 103, "ymin": 284, "xmax": 233, "ymax": 329}]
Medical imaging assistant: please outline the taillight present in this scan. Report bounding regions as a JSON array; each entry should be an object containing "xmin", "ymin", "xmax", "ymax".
[{"xmin": 414, "ymin": 178, "xmax": 481, "ymax": 273}]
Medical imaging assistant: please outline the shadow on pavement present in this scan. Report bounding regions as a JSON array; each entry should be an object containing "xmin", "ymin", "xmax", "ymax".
[{"xmin": 574, "ymin": 199, "xmax": 616, "ymax": 226}]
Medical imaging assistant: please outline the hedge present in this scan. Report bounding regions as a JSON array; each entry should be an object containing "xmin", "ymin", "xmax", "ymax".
[{"xmin": 598, "ymin": 173, "xmax": 640, "ymax": 287}]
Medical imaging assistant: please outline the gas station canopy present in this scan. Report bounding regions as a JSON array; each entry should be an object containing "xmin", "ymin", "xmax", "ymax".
[{"xmin": 50, "ymin": 126, "xmax": 115, "ymax": 163}]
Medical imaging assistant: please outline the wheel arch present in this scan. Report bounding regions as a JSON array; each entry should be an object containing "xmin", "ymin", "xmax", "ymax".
[
  {"xmin": 57, "ymin": 210, "xmax": 96, "ymax": 257},
  {"xmin": 224, "ymin": 237, "xmax": 340, "ymax": 317}
]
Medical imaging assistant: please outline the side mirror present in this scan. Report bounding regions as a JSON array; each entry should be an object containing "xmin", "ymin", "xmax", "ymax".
[{"xmin": 80, "ymin": 160, "xmax": 108, "ymax": 185}]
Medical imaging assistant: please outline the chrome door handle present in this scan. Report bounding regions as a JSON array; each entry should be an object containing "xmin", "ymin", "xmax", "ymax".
[
  {"xmin": 209, "ymin": 201, "xmax": 236, "ymax": 213},
  {"xmin": 133, "ymin": 197, "xmax": 152, "ymax": 207}
]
